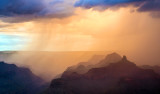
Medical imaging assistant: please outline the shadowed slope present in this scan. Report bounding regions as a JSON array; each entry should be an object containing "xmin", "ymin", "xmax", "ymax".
[
  {"xmin": 44, "ymin": 55, "xmax": 160, "ymax": 94},
  {"xmin": 0, "ymin": 61, "xmax": 47, "ymax": 94}
]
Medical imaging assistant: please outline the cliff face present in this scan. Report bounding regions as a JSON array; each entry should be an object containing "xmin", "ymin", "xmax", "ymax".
[
  {"xmin": 44, "ymin": 55, "xmax": 160, "ymax": 94},
  {"xmin": 0, "ymin": 61, "xmax": 46, "ymax": 94}
]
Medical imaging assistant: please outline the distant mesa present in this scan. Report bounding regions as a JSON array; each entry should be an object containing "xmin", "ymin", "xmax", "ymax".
[
  {"xmin": 83, "ymin": 55, "xmax": 105, "ymax": 66},
  {"xmin": 105, "ymin": 52, "xmax": 122, "ymax": 62},
  {"xmin": 43, "ymin": 53, "xmax": 160, "ymax": 94},
  {"xmin": 76, "ymin": 55, "xmax": 105, "ymax": 68},
  {"xmin": 62, "ymin": 52, "xmax": 122, "ymax": 77},
  {"xmin": 95, "ymin": 52, "xmax": 122, "ymax": 67}
]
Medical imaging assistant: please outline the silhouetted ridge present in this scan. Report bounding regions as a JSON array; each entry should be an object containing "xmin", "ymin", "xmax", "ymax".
[
  {"xmin": 78, "ymin": 55, "xmax": 105, "ymax": 66},
  {"xmin": 94, "ymin": 52, "xmax": 122, "ymax": 68},
  {"xmin": 106, "ymin": 52, "xmax": 122, "ymax": 61},
  {"xmin": 84, "ymin": 56, "xmax": 140, "ymax": 80},
  {"xmin": 44, "ymin": 54, "xmax": 160, "ymax": 94},
  {"xmin": 0, "ymin": 61, "xmax": 46, "ymax": 94},
  {"xmin": 62, "ymin": 53, "xmax": 122, "ymax": 78},
  {"xmin": 141, "ymin": 65, "xmax": 160, "ymax": 75}
]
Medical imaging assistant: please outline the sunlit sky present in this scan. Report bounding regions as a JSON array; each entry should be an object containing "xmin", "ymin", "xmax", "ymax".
[
  {"xmin": 0, "ymin": 33, "xmax": 29, "ymax": 51},
  {"xmin": 0, "ymin": 0, "xmax": 160, "ymax": 51}
]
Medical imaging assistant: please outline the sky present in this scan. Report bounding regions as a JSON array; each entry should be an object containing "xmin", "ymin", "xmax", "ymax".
[
  {"xmin": 0, "ymin": 33, "xmax": 29, "ymax": 51},
  {"xmin": 0, "ymin": 0, "xmax": 160, "ymax": 81},
  {"xmin": 0, "ymin": 0, "xmax": 160, "ymax": 51}
]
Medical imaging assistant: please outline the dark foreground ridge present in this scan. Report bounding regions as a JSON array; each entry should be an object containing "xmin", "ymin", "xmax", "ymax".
[
  {"xmin": 43, "ymin": 54, "xmax": 160, "ymax": 94},
  {"xmin": 0, "ymin": 61, "xmax": 47, "ymax": 94}
]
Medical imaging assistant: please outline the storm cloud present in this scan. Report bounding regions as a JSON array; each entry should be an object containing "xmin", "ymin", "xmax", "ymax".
[
  {"xmin": 0, "ymin": 0, "xmax": 44, "ymax": 16},
  {"xmin": 75, "ymin": 0, "xmax": 160, "ymax": 13},
  {"xmin": 0, "ymin": 0, "xmax": 75, "ymax": 22},
  {"xmin": 0, "ymin": 0, "xmax": 160, "ymax": 22},
  {"xmin": 138, "ymin": 0, "xmax": 160, "ymax": 12}
]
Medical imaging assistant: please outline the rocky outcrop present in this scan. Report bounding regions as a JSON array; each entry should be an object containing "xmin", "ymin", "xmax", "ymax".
[
  {"xmin": 94, "ymin": 52, "xmax": 122, "ymax": 68},
  {"xmin": 62, "ymin": 53, "xmax": 122, "ymax": 77},
  {"xmin": 44, "ymin": 55, "xmax": 160, "ymax": 94}
]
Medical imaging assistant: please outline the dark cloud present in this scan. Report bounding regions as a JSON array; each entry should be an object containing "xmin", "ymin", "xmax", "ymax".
[
  {"xmin": 1, "ymin": 0, "xmax": 160, "ymax": 22},
  {"xmin": 0, "ymin": 0, "xmax": 74, "ymax": 22},
  {"xmin": 138, "ymin": 0, "xmax": 160, "ymax": 12},
  {"xmin": 75, "ymin": 0, "xmax": 144, "ymax": 8},
  {"xmin": 0, "ymin": 0, "xmax": 44, "ymax": 16},
  {"xmin": 75, "ymin": 0, "xmax": 160, "ymax": 15}
]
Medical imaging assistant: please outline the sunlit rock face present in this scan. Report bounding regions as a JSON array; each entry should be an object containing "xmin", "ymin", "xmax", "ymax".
[
  {"xmin": 0, "ymin": 61, "xmax": 47, "ymax": 94},
  {"xmin": 43, "ymin": 54, "xmax": 160, "ymax": 94}
]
